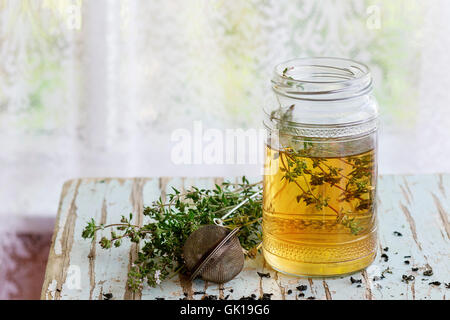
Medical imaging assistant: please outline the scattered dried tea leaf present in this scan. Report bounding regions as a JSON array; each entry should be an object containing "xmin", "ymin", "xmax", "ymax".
[
  {"xmin": 423, "ymin": 269, "xmax": 434, "ymax": 277},
  {"xmin": 103, "ymin": 293, "xmax": 113, "ymax": 300},
  {"xmin": 402, "ymin": 275, "xmax": 415, "ymax": 283},
  {"xmin": 257, "ymin": 272, "xmax": 271, "ymax": 279},
  {"xmin": 350, "ymin": 277, "xmax": 362, "ymax": 284},
  {"xmin": 260, "ymin": 293, "xmax": 273, "ymax": 300},
  {"xmin": 381, "ymin": 267, "xmax": 393, "ymax": 278},
  {"xmin": 296, "ymin": 285, "xmax": 308, "ymax": 291}
]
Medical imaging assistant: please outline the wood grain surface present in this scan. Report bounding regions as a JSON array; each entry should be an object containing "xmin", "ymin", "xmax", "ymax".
[{"xmin": 41, "ymin": 175, "xmax": 449, "ymax": 300}]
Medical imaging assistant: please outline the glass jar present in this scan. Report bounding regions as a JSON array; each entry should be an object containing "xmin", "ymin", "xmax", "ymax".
[{"xmin": 263, "ymin": 57, "xmax": 378, "ymax": 276}]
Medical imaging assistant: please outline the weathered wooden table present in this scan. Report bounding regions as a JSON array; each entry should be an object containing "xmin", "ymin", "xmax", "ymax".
[{"xmin": 41, "ymin": 175, "xmax": 449, "ymax": 300}]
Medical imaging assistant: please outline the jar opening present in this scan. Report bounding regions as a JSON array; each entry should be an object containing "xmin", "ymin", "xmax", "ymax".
[
  {"xmin": 265, "ymin": 57, "xmax": 378, "ymax": 138},
  {"xmin": 272, "ymin": 57, "xmax": 372, "ymax": 101}
]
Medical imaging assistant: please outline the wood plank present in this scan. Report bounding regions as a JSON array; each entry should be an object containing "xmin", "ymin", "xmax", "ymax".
[
  {"xmin": 61, "ymin": 179, "xmax": 110, "ymax": 300},
  {"xmin": 41, "ymin": 179, "xmax": 80, "ymax": 300}
]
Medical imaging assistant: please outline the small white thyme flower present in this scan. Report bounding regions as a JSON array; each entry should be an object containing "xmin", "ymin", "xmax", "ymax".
[{"xmin": 155, "ymin": 270, "xmax": 161, "ymax": 285}]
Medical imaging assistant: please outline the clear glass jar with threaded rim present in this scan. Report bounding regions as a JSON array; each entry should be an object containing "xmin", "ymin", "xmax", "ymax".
[{"xmin": 262, "ymin": 57, "xmax": 378, "ymax": 277}]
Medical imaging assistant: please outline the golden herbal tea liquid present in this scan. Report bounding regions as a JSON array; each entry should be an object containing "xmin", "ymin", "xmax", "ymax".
[{"xmin": 262, "ymin": 143, "xmax": 377, "ymax": 276}]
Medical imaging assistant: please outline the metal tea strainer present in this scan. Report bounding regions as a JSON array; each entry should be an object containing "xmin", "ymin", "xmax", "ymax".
[{"xmin": 183, "ymin": 191, "xmax": 262, "ymax": 283}]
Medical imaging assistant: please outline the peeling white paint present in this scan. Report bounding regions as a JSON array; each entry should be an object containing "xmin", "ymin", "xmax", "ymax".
[{"xmin": 47, "ymin": 279, "xmax": 58, "ymax": 300}]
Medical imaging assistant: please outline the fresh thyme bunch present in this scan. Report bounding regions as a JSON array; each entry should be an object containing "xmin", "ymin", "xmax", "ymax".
[{"xmin": 82, "ymin": 177, "xmax": 262, "ymax": 291}]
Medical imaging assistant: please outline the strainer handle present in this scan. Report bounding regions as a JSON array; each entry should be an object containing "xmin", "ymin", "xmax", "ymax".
[{"xmin": 213, "ymin": 190, "xmax": 262, "ymax": 226}]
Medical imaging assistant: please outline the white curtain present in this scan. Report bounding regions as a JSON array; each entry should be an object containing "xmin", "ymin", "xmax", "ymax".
[{"xmin": 1, "ymin": 0, "xmax": 450, "ymax": 221}]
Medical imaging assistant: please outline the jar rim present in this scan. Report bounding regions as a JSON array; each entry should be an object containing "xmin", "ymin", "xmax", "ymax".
[
  {"xmin": 272, "ymin": 57, "xmax": 373, "ymax": 101},
  {"xmin": 274, "ymin": 57, "xmax": 371, "ymax": 84}
]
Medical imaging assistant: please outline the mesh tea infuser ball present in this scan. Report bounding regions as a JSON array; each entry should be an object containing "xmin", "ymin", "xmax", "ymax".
[
  {"xmin": 183, "ymin": 191, "xmax": 261, "ymax": 283},
  {"xmin": 183, "ymin": 225, "xmax": 244, "ymax": 283}
]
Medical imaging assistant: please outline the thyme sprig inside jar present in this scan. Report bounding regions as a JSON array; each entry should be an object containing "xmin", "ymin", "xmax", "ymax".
[{"xmin": 263, "ymin": 57, "xmax": 379, "ymax": 277}]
